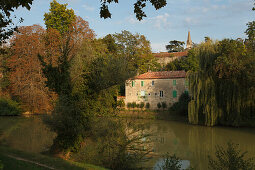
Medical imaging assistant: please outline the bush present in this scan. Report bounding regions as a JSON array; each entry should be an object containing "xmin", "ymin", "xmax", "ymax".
[
  {"xmin": 208, "ymin": 142, "xmax": 255, "ymax": 170},
  {"xmin": 157, "ymin": 102, "xmax": 162, "ymax": 109},
  {"xmin": 140, "ymin": 102, "xmax": 145, "ymax": 109},
  {"xmin": 170, "ymin": 93, "xmax": 190, "ymax": 115},
  {"xmin": 136, "ymin": 103, "xmax": 140, "ymax": 108},
  {"xmin": 127, "ymin": 102, "xmax": 132, "ymax": 108},
  {"xmin": 162, "ymin": 102, "xmax": 167, "ymax": 110},
  {"xmin": 117, "ymin": 99, "xmax": 125, "ymax": 107},
  {"xmin": 145, "ymin": 103, "xmax": 150, "ymax": 109},
  {"xmin": 131, "ymin": 102, "xmax": 136, "ymax": 108},
  {"xmin": 0, "ymin": 97, "xmax": 22, "ymax": 116},
  {"xmin": 0, "ymin": 160, "xmax": 3, "ymax": 170}
]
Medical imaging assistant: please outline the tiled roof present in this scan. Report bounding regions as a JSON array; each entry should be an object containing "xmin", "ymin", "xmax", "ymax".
[
  {"xmin": 134, "ymin": 71, "xmax": 186, "ymax": 79},
  {"xmin": 153, "ymin": 51, "xmax": 188, "ymax": 58}
]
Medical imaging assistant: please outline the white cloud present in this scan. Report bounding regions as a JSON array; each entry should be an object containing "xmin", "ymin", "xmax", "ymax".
[
  {"xmin": 152, "ymin": 13, "xmax": 170, "ymax": 29},
  {"xmin": 82, "ymin": 4, "xmax": 95, "ymax": 11},
  {"xmin": 151, "ymin": 43, "xmax": 167, "ymax": 53}
]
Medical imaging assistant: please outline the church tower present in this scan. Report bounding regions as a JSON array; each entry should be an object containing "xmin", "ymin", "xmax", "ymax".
[{"xmin": 186, "ymin": 31, "xmax": 192, "ymax": 49}]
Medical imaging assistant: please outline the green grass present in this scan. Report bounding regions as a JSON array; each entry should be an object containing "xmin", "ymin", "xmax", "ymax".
[{"xmin": 0, "ymin": 146, "xmax": 107, "ymax": 170}]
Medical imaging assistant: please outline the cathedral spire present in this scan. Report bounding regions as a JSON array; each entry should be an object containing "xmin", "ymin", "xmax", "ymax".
[{"xmin": 186, "ymin": 31, "xmax": 192, "ymax": 49}]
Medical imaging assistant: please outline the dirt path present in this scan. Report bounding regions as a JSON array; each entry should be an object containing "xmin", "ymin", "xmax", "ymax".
[{"xmin": 7, "ymin": 154, "xmax": 55, "ymax": 169}]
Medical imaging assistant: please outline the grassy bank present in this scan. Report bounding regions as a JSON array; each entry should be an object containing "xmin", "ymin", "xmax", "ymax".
[
  {"xmin": 117, "ymin": 109, "xmax": 188, "ymax": 122},
  {"xmin": 0, "ymin": 146, "xmax": 107, "ymax": 170}
]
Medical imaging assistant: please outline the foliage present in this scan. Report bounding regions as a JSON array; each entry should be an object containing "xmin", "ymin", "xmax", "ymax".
[
  {"xmin": 157, "ymin": 102, "xmax": 162, "ymax": 109},
  {"xmin": 162, "ymin": 102, "xmax": 167, "ymax": 110},
  {"xmin": 0, "ymin": 160, "xmax": 2, "ymax": 170},
  {"xmin": 208, "ymin": 142, "xmax": 255, "ymax": 170},
  {"xmin": 140, "ymin": 102, "xmax": 145, "ymax": 109},
  {"xmin": 0, "ymin": 47, "xmax": 11, "ymax": 91},
  {"xmin": 8, "ymin": 25, "xmax": 55, "ymax": 113},
  {"xmin": 0, "ymin": 97, "xmax": 22, "ymax": 116},
  {"xmin": 165, "ymin": 48, "xmax": 199, "ymax": 72},
  {"xmin": 0, "ymin": 0, "xmax": 33, "ymax": 44},
  {"xmin": 127, "ymin": 102, "xmax": 132, "ymax": 108},
  {"xmin": 103, "ymin": 31, "xmax": 161, "ymax": 74},
  {"xmin": 166, "ymin": 40, "xmax": 185, "ymax": 52},
  {"xmin": 158, "ymin": 153, "xmax": 182, "ymax": 170},
  {"xmin": 100, "ymin": 0, "xmax": 167, "ymax": 20},
  {"xmin": 73, "ymin": 118, "xmax": 151, "ymax": 170},
  {"xmin": 145, "ymin": 103, "xmax": 150, "ymax": 109},
  {"xmin": 117, "ymin": 99, "xmax": 125, "ymax": 108},
  {"xmin": 44, "ymin": 0, "xmax": 75, "ymax": 35},
  {"xmin": 170, "ymin": 93, "xmax": 190, "ymax": 116},
  {"xmin": 131, "ymin": 102, "xmax": 137, "ymax": 108},
  {"xmin": 188, "ymin": 39, "xmax": 255, "ymax": 126}
]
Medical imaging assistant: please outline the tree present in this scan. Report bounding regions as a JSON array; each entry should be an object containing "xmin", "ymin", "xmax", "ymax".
[
  {"xmin": 166, "ymin": 40, "xmax": 185, "ymax": 53},
  {"xmin": 106, "ymin": 30, "xmax": 160, "ymax": 74},
  {"xmin": 8, "ymin": 25, "xmax": 55, "ymax": 113},
  {"xmin": 208, "ymin": 142, "xmax": 255, "ymax": 170},
  {"xmin": 100, "ymin": 0, "xmax": 167, "ymax": 20},
  {"xmin": 0, "ymin": 0, "xmax": 33, "ymax": 44},
  {"xmin": 44, "ymin": 0, "xmax": 75, "ymax": 35}
]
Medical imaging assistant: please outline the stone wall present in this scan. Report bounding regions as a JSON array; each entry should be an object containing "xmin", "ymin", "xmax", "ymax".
[{"xmin": 125, "ymin": 78, "xmax": 188, "ymax": 109}]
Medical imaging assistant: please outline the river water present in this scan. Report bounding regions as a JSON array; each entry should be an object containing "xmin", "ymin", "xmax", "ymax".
[{"xmin": 0, "ymin": 116, "xmax": 255, "ymax": 169}]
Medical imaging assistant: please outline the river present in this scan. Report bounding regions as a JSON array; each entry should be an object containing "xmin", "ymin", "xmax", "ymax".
[{"xmin": 0, "ymin": 116, "xmax": 255, "ymax": 169}]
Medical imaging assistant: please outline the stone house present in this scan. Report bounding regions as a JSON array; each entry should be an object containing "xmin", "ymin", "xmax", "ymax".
[
  {"xmin": 153, "ymin": 51, "xmax": 188, "ymax": 67},
  {"xmin": 125, "ymin": 71, "xmax": 188, "ymax": 109}
]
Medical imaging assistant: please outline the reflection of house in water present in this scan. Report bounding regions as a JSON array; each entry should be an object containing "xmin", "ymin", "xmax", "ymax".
[{"xmin": 125, "ymin": 71, "xmax": 188, "ymax": 109}]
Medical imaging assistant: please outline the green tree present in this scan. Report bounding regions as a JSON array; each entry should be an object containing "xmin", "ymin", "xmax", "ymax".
[
  {"xmin": 0, "ymin": 0, "xmax": 33, "ymax": 44},
  {"xmin": 208, "ymin": 142, "xmax": 255, "ymax": 170},
  {"xmin": 107, "ymin": 30, "xmax": 160, "ymax": 74},
  {"xmin": 166, "ymin": 40, "xmax": 185, "ymax": 52},
  {"xmin": 44, "ymin": 0, "xmax": 75, "ymax": 35}
]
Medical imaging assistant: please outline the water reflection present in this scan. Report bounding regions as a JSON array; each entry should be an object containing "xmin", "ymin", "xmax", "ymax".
[
  {"xmin": 0, "ymin": 116, "xmax": 254, "ymax": 169},
  {"xmin": 0, "ymin": 116, "xmax": 55, "ymax": 153},
  {"xmin": 130, "ymin": 119, "xmax": 255, "ymax": 169}
]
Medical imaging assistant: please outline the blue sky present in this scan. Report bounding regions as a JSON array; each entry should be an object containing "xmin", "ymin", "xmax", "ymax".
[{"xmin": 12, "ymin": 0, "xmax": 254, "ymax": 52}]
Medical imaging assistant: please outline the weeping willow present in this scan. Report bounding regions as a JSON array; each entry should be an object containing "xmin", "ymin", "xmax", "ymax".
[{"xmin": 188, "ymin": 40, "xmax": 255, "ymax": 126}]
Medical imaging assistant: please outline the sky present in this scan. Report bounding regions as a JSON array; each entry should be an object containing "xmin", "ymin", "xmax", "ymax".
[{"xmin": 12, "ymin": 0, "xmax": 254, "ymax": 52}]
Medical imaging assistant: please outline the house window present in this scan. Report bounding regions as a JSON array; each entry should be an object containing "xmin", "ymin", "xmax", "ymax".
[
  {"xmin": 152, "ymin": 81, "xmax": 154, "ymax": 86},
  {"xmin": 160, "ymin": 91, "xmax": 164, "ymax": 97},
  {"xmin": 173, "ymin": 80, "xmax": 176, "ymax": 86},
  {"xmin": 185, "ymin": 89, "xmax": 189, "ymax": 95},
  {"xmin": 148, "ymin": 93, "xmax": 151, "ymax": 96},
  {"xmin": 132, "ymin": 81, "xmax": 135, "ymax": 87},
  {"xmin": 141, "ymin": 81, "xmax": 144, "ymax": 87},
  {"xmin": 173, "ymin": 90, "xmax": 177, "ymax": 98}
]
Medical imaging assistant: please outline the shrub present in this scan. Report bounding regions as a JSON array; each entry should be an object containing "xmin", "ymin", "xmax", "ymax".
[
  {"xmin": 131, "ymin": 102, "xmax": 136, "ymax": 108},
  {"xmin": 208, "ymin": 142, "xmax": 255, "ymax": 170},
  {"xmin": 0, "ymin": 160, "xmax": 3, "ymax": 170},
  {"xmin": 145, "ymin": 103, "xmax": 150, "ymax": 109},
  {"xmin": 127, "ymin": 102, "xmax": 132, "ymax": 108},
  {"xmin": 140, "ymin": 102, "xmax": 145, "ymax": 109},
  {"xmin": 157, "ymin": 102, "xmax": 162, "ymax": 109},
  {"xmin": 117, "ymin": 99, "xmax": 125, "ymax": 107},
  {"xmin": 170, "ymin": 92, "xmax": 190, "ymax": 115},
  {"xmin": 136, "ymin": 103, "xmax": 140, "ymax": 108},
  {"xmin": 0, "ymin": 97, "xmax": 22, "ymax": 116},
  {"xmin": 158, "ymin": 153, "xmax": 181, "ymax": 170},
  {"xmin": 162, "ymin": 102, "xmax": 167, "ymax": 110}
]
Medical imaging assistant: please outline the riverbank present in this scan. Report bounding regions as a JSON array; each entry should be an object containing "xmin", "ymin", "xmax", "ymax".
[
  {"xmin": 0, "ymin": 146, "xmax": 106, "ymax": 170},
  {"xmin": 116, "ymin": 109, "xmax": 188, "ymax": 122}
]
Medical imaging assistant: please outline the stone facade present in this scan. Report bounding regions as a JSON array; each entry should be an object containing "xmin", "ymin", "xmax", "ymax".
[
  {"xmin": 153, "ymin": 51, "xmax": 188, "ymax": 67},
  {"xmin": 125, "ymin": 71, "xmax": 188, "ymax": 109}
]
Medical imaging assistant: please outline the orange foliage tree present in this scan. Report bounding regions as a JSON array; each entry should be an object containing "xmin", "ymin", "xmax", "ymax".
[{"xmin": 8, "ymin": 25, "xmax": 56, "ymax": 113}]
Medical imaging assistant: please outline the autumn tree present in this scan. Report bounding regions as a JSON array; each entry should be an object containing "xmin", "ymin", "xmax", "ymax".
[{"xmin": 8, "ymin": 25, "xmax": 55, "ymax": 113}]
